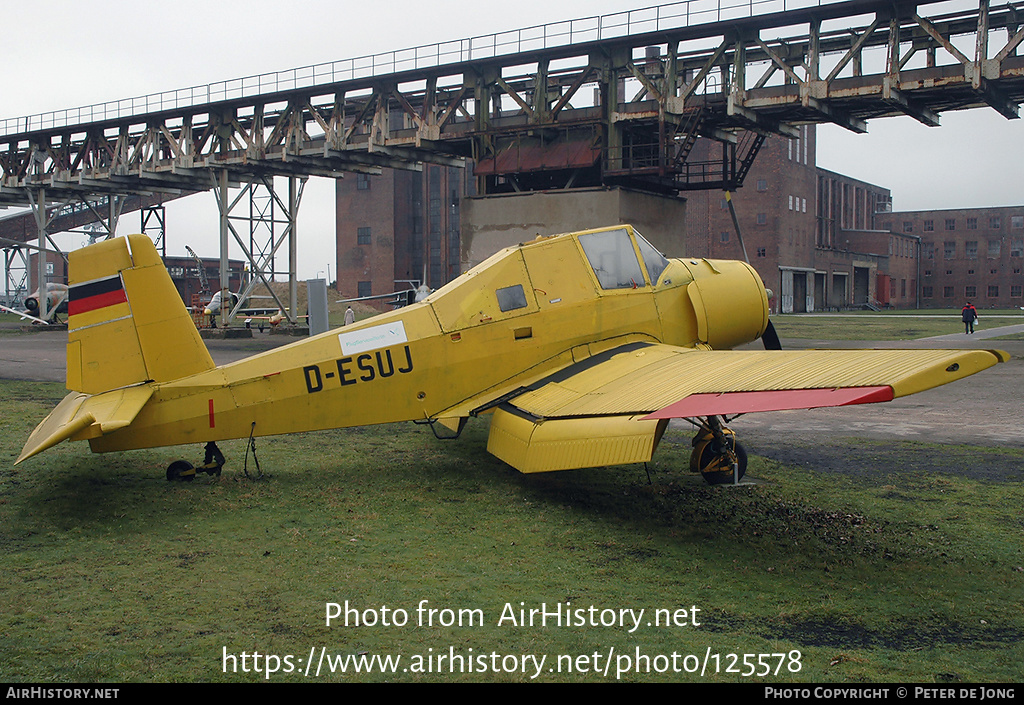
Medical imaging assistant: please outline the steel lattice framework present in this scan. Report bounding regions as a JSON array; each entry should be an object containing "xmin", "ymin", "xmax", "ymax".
[{"xmin": 0, "ymin": 0, "xmax": 1021, "ymax": 319}]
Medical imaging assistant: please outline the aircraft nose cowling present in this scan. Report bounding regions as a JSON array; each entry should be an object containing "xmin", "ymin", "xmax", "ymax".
[
  {"xmin": 25, "ymin": 297, "xmax": 38, "ymax": 312},
  {"xmin": 683, "ymin": 259, "xmax": 770, "ymax": 350}
]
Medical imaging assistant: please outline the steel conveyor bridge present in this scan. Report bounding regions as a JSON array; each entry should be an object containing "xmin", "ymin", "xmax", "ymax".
[{"xmin": 1, "ymin": 0, "xmax": 1021, "ymax": 320}]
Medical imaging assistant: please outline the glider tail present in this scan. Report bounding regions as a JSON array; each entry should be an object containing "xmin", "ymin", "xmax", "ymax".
[{"xmin": 66, "ymin": 234, "xmax": 215, "ymax": 394}]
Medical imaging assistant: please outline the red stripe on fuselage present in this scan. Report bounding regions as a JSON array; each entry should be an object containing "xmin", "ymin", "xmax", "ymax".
[{"xmin": 68, "ymin": 288, "xmax": 128, "ymax": 316}]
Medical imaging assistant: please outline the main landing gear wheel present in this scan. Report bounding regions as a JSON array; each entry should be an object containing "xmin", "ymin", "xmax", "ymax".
[{"xmin": 690, "ymin": 417, "xmax": 747, "ymax": 485}]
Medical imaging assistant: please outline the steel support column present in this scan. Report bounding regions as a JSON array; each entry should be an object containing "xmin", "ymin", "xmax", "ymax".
[
  {"xmin": 141, "ymin": 205, "xmax": 166, "ymax": 258},
  {"xmin": 211, "ymin": 171, "xmax": 306, "ymax": 327}
]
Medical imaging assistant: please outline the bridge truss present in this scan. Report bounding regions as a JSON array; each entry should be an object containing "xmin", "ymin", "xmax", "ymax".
[{"xmin": 0, "ymin": 0, "xmax": 1021, "ymax": 321}]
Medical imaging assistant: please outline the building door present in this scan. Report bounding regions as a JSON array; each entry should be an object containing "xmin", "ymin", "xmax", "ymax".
[
  {"xmin": 832, "ymin": 273, "xmax": 848, "ymax": 309},
  {"xmin": 792, "ymin": 272, "xmax": 807, "ymax": 313},
  {"xmin": 853, "ymin": 267, "xmax": 870, "ymax": 306}
]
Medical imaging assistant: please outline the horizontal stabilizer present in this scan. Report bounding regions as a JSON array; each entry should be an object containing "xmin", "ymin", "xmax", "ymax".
[{"xmin": 16, "ymin": 386, "xmax": 153, "ymax": 464}]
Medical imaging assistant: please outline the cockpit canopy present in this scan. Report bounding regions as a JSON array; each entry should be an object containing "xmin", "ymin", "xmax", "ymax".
[{"xmin": 577, "ymin": 227, "xmax": 669, "ymax": 289}]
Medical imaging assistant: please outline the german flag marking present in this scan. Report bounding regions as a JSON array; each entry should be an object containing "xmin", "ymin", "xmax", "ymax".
[{"xmin": 69, "ymin": 276, "xmax": 128, "ymax": 316}]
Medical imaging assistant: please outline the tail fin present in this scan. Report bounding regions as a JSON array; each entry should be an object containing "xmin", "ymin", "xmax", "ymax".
[{"xmin": 66, "ymin": 234, "xmax": 215, "ymax": 394}]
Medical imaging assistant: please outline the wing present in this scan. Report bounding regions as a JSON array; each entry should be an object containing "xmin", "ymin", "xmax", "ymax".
[
  {"xmin": 485, "ymin": 341, "xmax": 1007, "ymax": 473},
  {"xmin": 0, "ymin": 304, "xmax": 50, "ymax": 325}
]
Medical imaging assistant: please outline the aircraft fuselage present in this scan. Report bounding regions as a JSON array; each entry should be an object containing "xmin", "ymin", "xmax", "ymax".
[{"xmin": 88, "ymin": 225, "xmax": 769, "ymax": 453}]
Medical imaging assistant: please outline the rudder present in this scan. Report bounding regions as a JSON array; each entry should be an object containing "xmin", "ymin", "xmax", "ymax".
[{"xmin": 66, "ymin": 234, "xmax": 215, "ymax": 394}]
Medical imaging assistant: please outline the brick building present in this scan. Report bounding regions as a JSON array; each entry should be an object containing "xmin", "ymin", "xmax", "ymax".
[
  {"xmin": 333, "ymin": 124, "xmax": 1020, "ymax": 313},
  {"xmin": 878, "ymin": 206, "xmax": 1024, "ymax": 309},
  {"xmin": 686, "ymin": 128, "xmax": 908, "ymax": 312},
  {"xmin": 335, "ymin": 166, "xmax": 470, "ymax": 302},
  {"xmin": 163, "ymin": 255, "xmax": 245, "ymax": 309}
]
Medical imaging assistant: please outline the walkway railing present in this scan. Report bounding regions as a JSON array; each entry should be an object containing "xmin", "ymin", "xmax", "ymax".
[{"xmin": 1, "ymin": 0, "xmax": 857, "ymax": 137}]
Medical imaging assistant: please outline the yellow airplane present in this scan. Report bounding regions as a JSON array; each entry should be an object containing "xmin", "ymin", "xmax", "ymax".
[{"xmin": 17, "ymin": 227, "xmax": 1008, "ymax": 484}]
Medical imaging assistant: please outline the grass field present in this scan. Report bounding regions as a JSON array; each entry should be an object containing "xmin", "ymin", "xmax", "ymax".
[{"xmin": 2, "ymin": 379, "xmax": 1022, "ymax": 683}]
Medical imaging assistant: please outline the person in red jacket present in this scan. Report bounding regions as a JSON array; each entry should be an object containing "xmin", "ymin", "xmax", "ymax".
[{"xmin": 961, "ymin": 302, "xmax": 978, "ymax": 334}]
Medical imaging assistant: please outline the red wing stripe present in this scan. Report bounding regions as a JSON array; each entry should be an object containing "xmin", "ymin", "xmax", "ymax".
[{"xmin": 641, "ymin": 386, "xmax": 895, "ymax": 420}]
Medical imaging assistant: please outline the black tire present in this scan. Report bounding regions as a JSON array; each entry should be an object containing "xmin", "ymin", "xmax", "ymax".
[
  {"xmin": 698, "ymin": 440, "xmax": 747, "ymax": 485},
  {"xmin": 167, "ymin": 460, "xmax": 195, "ymax": 482}
]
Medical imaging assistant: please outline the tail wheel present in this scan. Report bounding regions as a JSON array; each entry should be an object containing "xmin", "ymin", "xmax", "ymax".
[{"xmin": 167, "ymin": 460, "xmax": 195, "ymax": 482}]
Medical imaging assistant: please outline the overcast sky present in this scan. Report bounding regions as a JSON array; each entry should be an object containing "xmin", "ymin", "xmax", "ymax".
[{"xmin": 3, "ymin": 0, "xmax": 1021, "ymax": 279}]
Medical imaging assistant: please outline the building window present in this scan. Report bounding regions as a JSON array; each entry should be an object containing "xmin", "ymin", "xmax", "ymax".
[
  {"xmin": 943, "ymin": 286, "xmax": 954, "ymax": 298},
  {"xmin": 965, "ymin": 286, "xmax": 976, "ymax": 298},
  {"xmin": 988, "ymin": 285, "xmax": 999, "ymax": 298},
  {"xmin": 991, "ymin": 269, "xmax": 998, "ymax": 275},
  {"xmin": 1012, "ymin": 239, "xmax": 1023, "ymax": 257},
  {"xmin": 757, "ymin": 248, "xmax": 766, "ymax": 257},
  {"xmin": 944, "ymin": 242, "xmax": 955, "ymax": 259},
  {"xmin": 946, "ymin": 269, "xmax": 953, "ymax": 275},
  {"xmin": 991, "ymin": 216, "xmax": 1001, "ymax": 229},
  {"xmin": 967, "ymin": 217, "xmax": 977, "ymax": 230},
  {"xmin": 901, "ymin": 279, "xmax": 906, "ymax": 297},
  {"xmin": 923, "ymin": 286, "xmax": 933, "ymax": 298},
  {"xmin": 788, "ymin": 195, "xmax": 794, "ymax": 210},
  {"xmin": 356, "ymin": 173, "xmax": 371, "ymax": 190},
  {"xmin": 903, "ymin": 221, "xmax": 913, "ymax": 233},
  {"xmin": 945, "ymin": 218, "xmax": 956, "ymax": 230},
  {"xmin": 1012, "ymin": 285, "xmax": 1022, "ymax": 298},
  {"xmin": 757, "ymin": 179, "xmax": 767, "ymax": 192},
  {"xmin": 966, "ymin": 241, "xmax": 978, "ymax": 259},
  {"xmin": 1012, "ymin": 215, "xmax": 1023, "ymax": 229},
  {"xmin": 988, "ymin": 240, "xmax": 1001, "ymax": 258},
  {"xmin": 720, "ymin": 199, "xmax": 728, "ymax": 210},
  {"xmin": 802, "ymin": 198, "xmax": 806, "ymax": 213},
  {"xmin": 357, "ymin": 281, "xmax": 372, "ymax": 297},
  {"xmin": 720, "ymin": 231, "xmax": 730, "ymax": 243},
  {"xmin": 924, "ymin": 269, "xmax": 932, "ymax": 277},
  {"xmin": 357, "ymin": 227, "xmax": 371, "ymax": 245},
  {"xmin": 923, "ymin": 242, "xmax": 935, "ymax": 259},
  {"xmin": 757, "ymin": 213, "xmax": 767, "ymax": 225},
  {"xmin": 923, "ymin": 220, "xmax": 934, "ymax": 231}
]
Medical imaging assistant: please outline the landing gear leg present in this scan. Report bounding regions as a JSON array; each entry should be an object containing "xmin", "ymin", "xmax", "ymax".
[
  {"xmin": 166, "ymin": 442, "xmax": 226, "ymax": 481},
  {"xmin": 690, "ymin": 416, "xmax": 747, "ymax": 485}
]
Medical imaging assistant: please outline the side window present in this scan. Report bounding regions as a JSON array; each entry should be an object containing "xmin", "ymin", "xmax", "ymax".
[
  {"xmin": 634, "ymin": 230, "xmax": 669, "ymax": 284},
  {"xmin": 496, "ymin": 284, "xmax": 527, "ymax": 312},
  {"xmin": 579, "ymin": 229, "xmax": 646, "ymax": 290}
]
